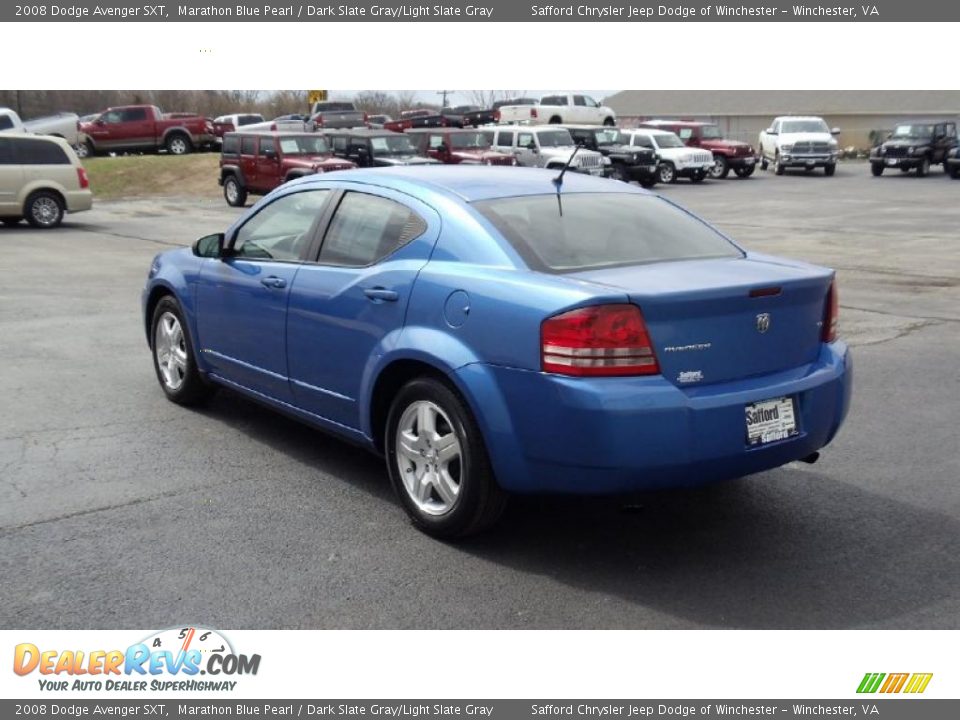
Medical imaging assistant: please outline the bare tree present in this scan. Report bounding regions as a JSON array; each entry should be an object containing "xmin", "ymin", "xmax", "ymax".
[{"xmin": 468, "ymin": 90, "xmax": 524, "ymax": 108}]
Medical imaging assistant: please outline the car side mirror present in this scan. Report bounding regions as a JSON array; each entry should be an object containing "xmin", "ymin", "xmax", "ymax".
[
  {"xmin": 831, "ymin": 127, "xmax": 841, "ymax": 135},
  {"xmin": 766, "ymin": 128, "xmax": 777, "ymax": 135},
  {"xmin": 96, "ymin": 119, "xmax": 105, "ymax": 126},
  {"xmin": 526, "ymin": 142, "xmax": 537, "ymax": 151},
  {"xmin": 193, "ymin": 233, "xmax": 224, "ymax": 259}
]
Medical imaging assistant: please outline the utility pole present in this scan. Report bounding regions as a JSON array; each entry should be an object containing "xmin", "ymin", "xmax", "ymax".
[{"xmin": 437, "ymin": 90, "xmax": 451, "ymax": 107}]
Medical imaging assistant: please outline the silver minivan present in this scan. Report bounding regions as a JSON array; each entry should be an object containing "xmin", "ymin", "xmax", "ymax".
[{"xmin": 0, "ymin": 134, "xmax": 93, "ymax": 228}]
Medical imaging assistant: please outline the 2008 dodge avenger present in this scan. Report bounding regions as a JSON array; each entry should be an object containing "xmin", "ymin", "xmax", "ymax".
[{"xmin": 142, "ymin": 166, "xmax": 851, "ymax": 537}]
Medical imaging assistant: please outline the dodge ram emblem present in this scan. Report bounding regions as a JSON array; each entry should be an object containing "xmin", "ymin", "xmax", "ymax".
[{"xmin": 756, "ymin": 313, "xmax": 771, "ymax": 333}]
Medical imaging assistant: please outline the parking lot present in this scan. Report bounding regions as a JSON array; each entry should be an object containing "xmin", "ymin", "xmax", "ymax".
[{"xmin": 1, "ymin": 164, "xmax": 958, "ymax": 629}]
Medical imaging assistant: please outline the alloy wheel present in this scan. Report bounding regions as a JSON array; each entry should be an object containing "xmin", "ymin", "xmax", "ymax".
[
  {"xmin": 395, "ymin": 400, "xmax": 463, "ymax": 516},
  {"xmin": 155, "ymin": 312, "xmax": 188, "ymax": 391}
]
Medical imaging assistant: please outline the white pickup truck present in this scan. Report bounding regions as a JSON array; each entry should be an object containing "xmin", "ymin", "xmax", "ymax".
[
  {"xmin": 758, "ymin": 116, "xmax": 840, "ymax": 176},
  {"xmin": 496, "ymin": 93, "xmax": 616, "ymax": 127},
  {"xmin": 0, "ymin": 108, "xmax": 85, "ymax": 148}
]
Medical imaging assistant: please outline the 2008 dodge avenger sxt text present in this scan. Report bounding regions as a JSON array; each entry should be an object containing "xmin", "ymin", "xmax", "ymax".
[{"xmin": 142, "ymin": 166, "xmax": 851, "ymax": 537}]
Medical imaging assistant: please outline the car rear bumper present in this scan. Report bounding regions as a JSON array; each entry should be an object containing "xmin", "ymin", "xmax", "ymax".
[
  {"xmin": 456, "ymin": 341, "xmax": 851, "ymax": 494},
  {"xmin": 65, "ymin": 189, "xmax": 93, "ymax": 213}
]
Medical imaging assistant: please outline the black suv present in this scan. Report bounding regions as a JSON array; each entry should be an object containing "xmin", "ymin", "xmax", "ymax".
[
  {"xmin": 946, "ymin": 146, "xmax": 960, "ymax": 179},
  {"xmin": 323, "ymin": 129, "xmax": 440, "ymax": 168},
  {"xmin": 870, "ymin": 120, "xmax": 958, "ymax": 177},
  {"xmin": 561, "ymin": 125, "xmax": 658, "ymax": 188}
]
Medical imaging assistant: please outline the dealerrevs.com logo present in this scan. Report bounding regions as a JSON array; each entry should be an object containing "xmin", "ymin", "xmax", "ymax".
[
  {"xmin": 857, "ymin": 672, "xmax": 933, "ymax": 694},
  {"xmin": 13, "ymin": 627, "xmax": 261, "ymax": 692}
]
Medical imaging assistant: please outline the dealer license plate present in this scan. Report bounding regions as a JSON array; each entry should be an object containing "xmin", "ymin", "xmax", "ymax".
[
  {"xmin": 886, "ymin": 158, "xmax": 899, "ymax": 166},
  {"xmin": 745, "ymin": 396, "xmax": 798, "ymax": 446}
]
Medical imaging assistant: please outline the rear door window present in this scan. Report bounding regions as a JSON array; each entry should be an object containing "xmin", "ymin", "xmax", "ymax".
[
  {"xmin": 0, "ymin": 115, "xmax": 14, "ymax": 131},
  {"xmin": 318, "ymin": 192, "xmax": 426, "ymax": 267},
  {"xmin": 222, "ymin": 135, "xmax": 240, "ymax": 154},
  {"xmin": 240, "ymin": 137, "xmax": 257, "ymax": 155},
  {"xmin": 0, "ymin": 138, "xmax": 11, "ymax": 163}
]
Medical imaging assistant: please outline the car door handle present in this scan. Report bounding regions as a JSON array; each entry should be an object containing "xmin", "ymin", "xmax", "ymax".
[
  {"xmin": 363, "ymin": 287, "xmax": 399, "ymax": 302},
  {"xmin": 260, "ymin": 276, "xmax": 287, "ymax": 289}
]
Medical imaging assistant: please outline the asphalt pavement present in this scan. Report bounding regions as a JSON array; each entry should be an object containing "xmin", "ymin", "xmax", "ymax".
[{"xmin": 1, "ymin": 163, "xmax": 958, "ymax": 629}]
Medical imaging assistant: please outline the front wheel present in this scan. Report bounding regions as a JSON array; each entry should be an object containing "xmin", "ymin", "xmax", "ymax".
[
  {"xmin": 871, "ymin": 163, "xmax": 883, "ymax": 176},
  {"xmin": 386, "ymin": 377, "xmax": 507, "ymax": 538},
  {"xmin": 657, "ymin": 162, "xmax": 677, "ymax": 184},
  {"xmin": 151, "ymin": 296, "xmax": 215, "ymax": 406},
  {"xmin": 708, "ymin": 155, "xmax": 729, "ymax": 179},
  {"xmin": 25, "ymin": 190, "xmax": 64, "ymax": 229},
  {"xmin": 916, "ymin": 156, "xmax": 930, "ymax": 177},
  {"xmin": 950, "ymin": 164, "xmax": 960, "ymax": 179},
  {"xmin": 824, "ymin": 163, "xmax": 836, "ymax": 177},
  {"xmin": 734, "ymin": 164, "xmax": 755, "ymax": 178},
  {"xmin": 689, "ymin": 169, "xmax": 706, "ymax": 183},
  {"xmin": 774, "ymin": 153, "xmax": 785, "ymax": 175}
]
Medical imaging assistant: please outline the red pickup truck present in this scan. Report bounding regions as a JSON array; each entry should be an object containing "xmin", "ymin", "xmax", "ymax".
[{"xmin": 79, "ymin": 105, "xmax": 214, "ymax": 156}]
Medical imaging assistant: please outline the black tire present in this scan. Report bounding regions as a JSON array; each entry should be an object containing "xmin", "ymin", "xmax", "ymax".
[
  {"xmin": 222, "ymin": 175, "xmax": 247, "ymax": 207},
  {"xmin": 1, "ymin": 217, "xmax": 21, "ymax": 227},
  {"xmin": 950, "ymin": 164, "xmax": 960, "ymax": 180},
  {"xmin": 150, "ymin": 295, "xmax": 215, "ymax": 406},
  {"xmin": 689, "ymin": 169, "xmax": 706, "ymax": 183},
  {"xmin": 24, "ymin": 190, "xmax": 65, "ymax": 229},
  {"xmin": 165, "ymin": 133, "xmax": 192, "ymax": 155},
  {"xmin": 760, "ymin": 155, "xmax": 768, "ymax": 170},
  {"xmin": 602, "ymin": 117, "xmax": 615, "ymax": 127},
  {"xmin": 657, "ymin": 162, "xmax": 677, "ymax": 184},
  {"xmin": 824, "ymin": 163, "xmax": 836, "ymax": 177},
  {"xmin": 734, "ymin": 164, "xmax": 755, "ymax": 178},
  {"xmin": 75, "ymin": 140, "xmax": 93, "ymax": 159},
  {"xmin": 548, "ymin": 116, "xmax": 562, "ymax": 125},
  {"xmin": 639, "ymin": 178, "xmax": 657, "ymax": 189},
  {"xmin": 774, "ymin": 153, "xmax": 785, "ymax": 175},
  {"xmin": 709, "ymin": 155, "xmax": 729, "ymax": 179},
  {"xmin": 916, "ymin": 156, "xmax": 930, "ymax": 177},
  {"xmin": 610, "ymin": 164, "xmax": 629, "ymax": 182},
  {"xmin": 871, "ymin": 163, "xmax": 883, "ymax": 177},
  {"xmin": 385, "ymin": 377, "xmax": 507, "ymax": 538}
]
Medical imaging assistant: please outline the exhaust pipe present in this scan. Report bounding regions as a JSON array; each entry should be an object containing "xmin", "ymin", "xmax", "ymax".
[{"xmin": 799, "ymin": 451, "xmax": 820, "ymax": 465}]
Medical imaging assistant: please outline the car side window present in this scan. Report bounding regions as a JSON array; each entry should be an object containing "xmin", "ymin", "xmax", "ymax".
[
  {"xmin": 632, "ymin": 135, "xmax": 653, "ymax": 149},
  {"xmin": 429, "ymin": 135, "xmax": 445, "ymax": 149},
  {"xmin": 12, "ymin": 139, "xmax": 70, "ymax": 165},
  {"xmin": 258, "ymin": 139, "xmax": 274, "ymax": 157},
  {"xmin": 232, "ymin": 190, "xmax": 330, "ymax": 262},
  {"xmin": 0, "ymin": 138, "xmax": 11, "ymax": 163},
  {"xmin": 240, "ymin": 137, "xmax": 256, "ymax": 155},
  {"xmin": 331, "ymin": 136, "xmax": 347, "ymax": 152},
  {"xmin": 101, "ymin": 111, "xmax": 123, "ymax": 124},
  {"xmin": 946, "ymin": 123, "xmax": 957, "ymax": 138},
  {"xmin": 222, "ymin": 135, "xmax": 239, "ymax": 155},
  {"xmin": 122, "ymin": 108, "xmax": 148, "ymax": 122},
  {"xmin": 518, "ymin": 132, "xmax": 534, "ymax": 148},
  {"xmin": 584, "ymin": 96, "xmax": 599, "ymax": 108},
  {"xmin": 318, "ymin": 192, "xmax": 426, "ymax": 268},
  {"xmin": 678, "ymin": 128, "xmax": 693, "ymax": 140},
  {"xmin": 481, "ymin": 130, "xmax": 495, "ymax": 145},
  {"xmin": 0, "ymin": 115, "xmax": 14, "ymax": 131},
  {"xmin": 573, "ymin": 95, "xmax": 586, "ymax": 107}
]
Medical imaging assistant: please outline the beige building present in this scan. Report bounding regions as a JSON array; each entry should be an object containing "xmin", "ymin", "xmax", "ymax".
[{"xmin": 605, "ymin": 90, "xmax": 960, "ymax": 150}]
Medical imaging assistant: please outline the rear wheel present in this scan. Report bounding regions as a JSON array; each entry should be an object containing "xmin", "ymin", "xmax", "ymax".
[
  {"xmin": 25, "ymin": 190, "xmax": 64, "ymax": 229},
  {"xmin": 824, "ymin": 163, "xmax": 836, "ymax": 177},
  {"xmin": 223, "ymin": 176, "xmax": 247, "ymax": 207},
  {"xmin": 760, "ymin": 154, "xmax": 769, "ymax": 170},
  {"xmin": 916, "ymin": 156, "xmax": 930, "ymax": 177},
  {"xmin": 708, "ymin": 155, "xmax": 729, "ymax": 179},
  {"xmin": 657, "ymin": 162, "xmax": 677, "ymax": 184},
  {"xmin": 549, "ymin": 116, "xmax": 562, "ymax": 125},
  {"xmin": 151, "ymin": 296, "xmax": 215, "ymax": 406},
  {"xmin": 74, "ymin": 141, "xmax": 92, "ymax": 159},
  {"xmin": 871, "ymin": 163, "xmax": 883, "ymax": 176},
  {"xmin": 386, "ymin": 377, "xmax": 507, "ymax": 538},
  {"xmin": 166, "ymin": 133, "xmax": 192, "ymax": 155},
  {"xmin": 602, "ymin": 117, "xmax": 616, "ymax": 127}
]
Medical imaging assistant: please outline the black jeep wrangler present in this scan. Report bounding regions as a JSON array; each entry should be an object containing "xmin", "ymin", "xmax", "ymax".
[
  {"xmin": 870, "ymin": 120, "xmax": 958, "ymax": 177},
  {"xmin": 561, "ymin": 125, "xmax": 659, "ymax": 188}
]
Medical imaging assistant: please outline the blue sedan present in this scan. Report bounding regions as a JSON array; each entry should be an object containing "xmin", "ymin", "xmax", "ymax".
[{"xmin": 143, "ymin": 166, "xmax": 851, "ymax": 537}]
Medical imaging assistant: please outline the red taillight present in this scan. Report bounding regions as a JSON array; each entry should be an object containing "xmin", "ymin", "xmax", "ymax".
[
  {"xmin": 541, "ymin": 304, "xmax": 660, "ymax": 377},
  {"xmin": 822, "ymin": 280, "xmax": 839, "ymax": 342},
  {"xmin": 76, "ymin": 167, "xmax": 89, "ymax": 189},
  {"xmin": 270, "ymin": 123, "xmax": 277, "ymax": 131},
  {"xmin": 493, "ymin": 110, "xmax": 501, "ymax": 123},
  {"xmin": 530, "ymin": 108, "xmax": 538, "ymax": 119}
]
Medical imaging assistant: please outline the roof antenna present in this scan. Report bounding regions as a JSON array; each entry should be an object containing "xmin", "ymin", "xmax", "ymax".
[{"xmin": 552, "ymin": 143, "xmax": 582, "ymax": 216}]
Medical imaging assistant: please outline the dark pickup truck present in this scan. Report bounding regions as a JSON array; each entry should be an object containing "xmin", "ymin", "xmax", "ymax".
[
  {"xmin": 218, "ymin": 131, "xmax": 356, "ymax": 207},
  {"xmin": 309, "ymin": 101, "xmax": 367, "ymax": 129},
  {"xmin": 562, "ymin": 125, "xmax": 658, "ymax": 187},
  {"xmin": 79, "ymin": 104, "xmax": 214, "ymax": 156},
  {"xmin": 323, "ymin": 129, "xmax": 440, "ymax": 168},
  {"xmin": 462, "ymin": 98, "xmax": 538, "ymax": 127}
]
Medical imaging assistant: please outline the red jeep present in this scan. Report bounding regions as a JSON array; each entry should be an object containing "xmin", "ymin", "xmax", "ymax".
[
  {"xmin": 218, "ymin": 131, "xmax": 356, "ymax": 207},
  {"xmin": 639, "ymin": 120, "xmax": 758, "ymax": 179},
  {"xmin": 405, "ymin": 128, "xmax": 517, "ymax": 165}
]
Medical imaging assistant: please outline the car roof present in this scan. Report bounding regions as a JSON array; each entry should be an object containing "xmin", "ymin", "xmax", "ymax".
[
  {"xmin": 556, "ymin": 124, "xmax": 619, "ymax": 131},
  {"xmin": 224, "ymin": 131, "xmax": 324, "ymax": 138},
  {"xmin": 3, "ymin": 133, "xmax": 69, "ymax": 147},
  {"xmin": 294, "ymin": 165, "xmax": 648, "ymax": 203},
  {"xmin": 641, "ymin": 120, "xmax": 713, "ymax": 127},
  {"xmin": 321, "ymin": 128, "xmax": 402, "ymax": 137},
  {"xmin": 405, "ymin": 127, "xmax": 483, "ymax": 134},
  {"xmin": 622, "ymin": 127, "xmax": 673, "ymax": 135}
]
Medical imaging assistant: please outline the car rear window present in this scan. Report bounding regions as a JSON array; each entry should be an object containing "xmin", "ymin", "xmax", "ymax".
[
  {"xmin": 0, "ymin": 115, "xmax": 14, "ymax": 131},
  {"xmin": 474, "ymin": 193, "xmax": 742, "ymax": 273},
  {"xmin": 12, "ymin": 138, "xmax": 70, "ymax": 165}
]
